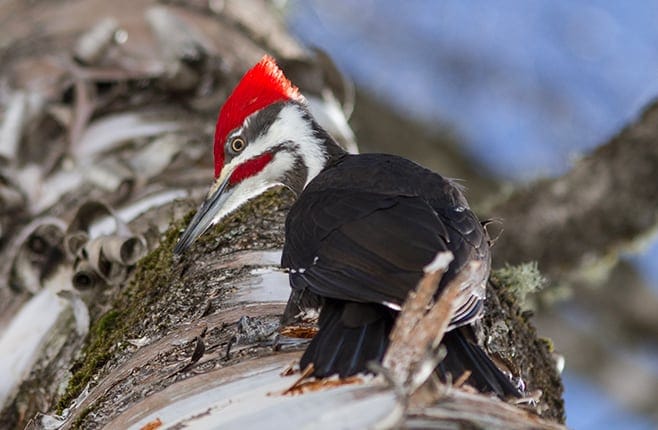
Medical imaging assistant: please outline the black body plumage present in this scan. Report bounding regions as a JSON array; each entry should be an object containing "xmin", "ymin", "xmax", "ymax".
[{"xmin": 281, "ymin": 153, "xmax": 519, "ymax": 397}]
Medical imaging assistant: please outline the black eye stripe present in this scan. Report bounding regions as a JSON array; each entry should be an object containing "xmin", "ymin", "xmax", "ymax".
[{"xmin": 241, "ymin": 102, "xmax": 285, "ymax": 143}]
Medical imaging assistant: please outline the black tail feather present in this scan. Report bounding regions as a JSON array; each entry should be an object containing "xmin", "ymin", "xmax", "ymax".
[
  {"xmin": 301, "ymin": 301, "xmax": 521, "ymax": 398},
  {"xmin": 300, "ymin": 300, "xmax": 392, "ymax": 378},
  {"xmin": 438, "ymin": 327, "xmax": 521, "ymax": 397}
]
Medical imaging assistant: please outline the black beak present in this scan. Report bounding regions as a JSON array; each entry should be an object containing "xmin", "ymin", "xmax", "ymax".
[{"xmin": 174, "ymin": 176, "xmax": 231, "ymax": 255}]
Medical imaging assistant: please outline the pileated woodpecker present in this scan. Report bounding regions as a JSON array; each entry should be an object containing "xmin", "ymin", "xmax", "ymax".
[{"xmin": 174, "ymin": 56, "xmax": 520, "ymax": 397}]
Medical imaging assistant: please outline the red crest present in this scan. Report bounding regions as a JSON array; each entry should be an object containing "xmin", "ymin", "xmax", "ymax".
[{"xmin": 213, "ymin": 55, "xmax": 303, "ymax": 178}]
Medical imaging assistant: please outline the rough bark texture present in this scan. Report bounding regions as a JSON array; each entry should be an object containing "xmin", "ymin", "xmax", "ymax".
[{"xmin": 2, "ymin": 187, "xmax": 564, "ymax": 429}]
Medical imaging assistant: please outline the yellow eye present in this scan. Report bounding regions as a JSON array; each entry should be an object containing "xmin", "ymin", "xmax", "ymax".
[{"xmin": 230, "ymin": 137, "xmax": 246, "ymax": 153}]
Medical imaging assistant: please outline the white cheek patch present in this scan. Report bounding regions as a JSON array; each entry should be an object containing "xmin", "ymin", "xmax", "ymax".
[
  {"xmin": 209, "ymin": 151, "xmax": 296, "ymax": 227},
  {"xmin": 248, "ymin": 104, "xmax": 326, "ymax": 186},
  {"xmin": 277, "ymin": 105, "xmax": 326, "ymax": 186}
]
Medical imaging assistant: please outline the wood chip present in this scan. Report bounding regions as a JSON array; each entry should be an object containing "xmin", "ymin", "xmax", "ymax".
[
  {"xmin": 279, "ymin": 325, "xmax": 318, "ymax": 339},
  {"xmin": 282, "ymin": 375, "xmax": 364, "ymax": 396},
  {"xmin": 279, "ymin": 363, "xmax": 314, "ymax": 396},
  {"xmin": 139, "ymin": 417, "xmax": 163, "ymax": 430}
]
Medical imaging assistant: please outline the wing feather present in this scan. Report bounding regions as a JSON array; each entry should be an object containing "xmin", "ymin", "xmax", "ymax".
[{"xmin": 283, "ymin": 189, "xmax": 489, "ymax": 328}]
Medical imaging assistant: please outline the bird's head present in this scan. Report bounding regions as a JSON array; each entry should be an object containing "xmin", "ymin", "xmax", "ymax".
[{"xmin": 174, "ymin": 55, "xmax": 342, "ymax": 254}]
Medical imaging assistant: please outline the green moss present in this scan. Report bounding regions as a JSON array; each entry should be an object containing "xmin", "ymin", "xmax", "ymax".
[
  {"xmin": 55, "ymin": 310, "xmax": 121, "ymax": 413},
  {"xmin": 539, "ymin": 336, "xmax": 555, "ymax": 353},
  {"xmin": 55, "ymin": 188, "xmax": 293, "ymax": 416},
  {"xmin": 94, "ymin": 310, "xmax": 120, "ymax": 335},
  {"xmin": 55, "ymin": 216, "xmax": 186, "ymax": 414},
  {"xmin": 71, "ymin": 406, "xmax": 94, "ymax": 430},
  {"xmin": 487, "ymin": 268, "xmax": 566, "ymax": 422},
  {"xmin": 491, "ymin": 262, "xmax": 546, "ymax": 308}
]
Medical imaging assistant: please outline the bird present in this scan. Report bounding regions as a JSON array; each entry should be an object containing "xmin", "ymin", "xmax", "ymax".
[{"xmin": 173, "ymin": 55, "xmax": 520, "ymax": 397}]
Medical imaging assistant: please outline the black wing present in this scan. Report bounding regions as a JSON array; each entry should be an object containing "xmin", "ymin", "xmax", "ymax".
[{"xmin": 282, "ymin": 188, "xmax": 489, "ymax": 323}]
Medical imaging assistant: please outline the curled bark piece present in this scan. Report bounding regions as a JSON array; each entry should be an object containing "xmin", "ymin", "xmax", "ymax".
[
  {"xmin": 68, "ymin": 200, "xmax": 132, "ymax": 238},
  {"xmin": 0, "ymin": 92, "xmax": 28, "ymax": 163},
  {"xmin": 67, "ymin": 201, "xmax": 114, "ymax": 234},
  {"xmin": 84, "ymin": 158, "xmax": 135, "ymax": 196},
  {"xmin": 64, "ymin": 231, "xmax": 89, "ymax": 260},
  {"xmin": 0, "ymin": 175, "xmax": 26, "ymax": 212},
  {"xmin": 73, "ymin": 234, "xmax": 146, "ymax": 288},
  {"xmin": 79, "ymin": 237, "xmax": 127, "ymax": 285},
  {"xmin": 128, "ymin": 133, "xmax": 185, "ymax": 180},
  {"xmin": 74, "ymin": 17, "xmax": 120, "ymax": 65},
  {"xmin": 146, "ymin": 6, "xmax": 207, "ymax": 91},
  {"xmin": 76, "ymin": 112, "xmax": 182, "ymax": 159},
  {"xmin": 146, "ymin": 6, "xmax": 207, "ymax": 63},
  {"xmin": 67, "ymin": 199, "xmax": 147, "ymax": 287},
  {"xmin": 384, "ymin": 253, "xmax": 486, "ymax": 396},
  {"xmin": 98, "ymin": 235, "xmax": 147, "ymax": 266},
  {"xmin": 1, "ymin": 218, "xmax": 67, "ymax": 294},
  {"xmin": 72, "ymin": 260, "xmax": 103, "ymax": 290}
]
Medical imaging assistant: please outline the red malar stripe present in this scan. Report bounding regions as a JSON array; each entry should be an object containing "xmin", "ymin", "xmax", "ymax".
[{"xmin": 229, "ymin": 152, "xmax": 274, "ymax": 185}]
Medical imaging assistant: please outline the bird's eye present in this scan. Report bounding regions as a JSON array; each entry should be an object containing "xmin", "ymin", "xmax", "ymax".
[{"xmin": 230, "ymin": 137, "xmax": 246, "ymax": 153}]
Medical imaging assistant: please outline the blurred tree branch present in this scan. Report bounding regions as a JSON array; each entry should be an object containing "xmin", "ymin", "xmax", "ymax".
[{"xmin": 486, "ymin": 101, "xmax": 658, "ymax": 280}]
